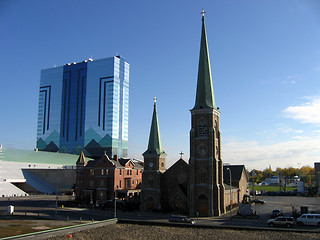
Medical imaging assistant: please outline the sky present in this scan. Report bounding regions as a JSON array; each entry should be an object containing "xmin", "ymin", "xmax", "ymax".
[{"xmin": 1, "ymin": 0, "xmax": 320, "ymax": 171}]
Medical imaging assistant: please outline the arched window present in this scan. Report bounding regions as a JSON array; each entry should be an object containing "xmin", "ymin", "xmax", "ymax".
[
  {"xmin": 198, "ymin": 124, "xmax": 207, "ymax": 137},
  {"xmin": 200, "ymin": 171, "xmax": 206, "ymax": 183},
  {"xmin": 148, "ymin": 178, "xmax": 154, "ymax": 188},
  {"xmin": 198, "ymin": 169, "xmax": 206, "ymax": 184}
]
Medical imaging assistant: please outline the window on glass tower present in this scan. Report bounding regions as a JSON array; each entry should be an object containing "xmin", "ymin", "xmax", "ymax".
[{"xmin": 198, "ymin": 125, "xmax": 207, "ymax": 137}]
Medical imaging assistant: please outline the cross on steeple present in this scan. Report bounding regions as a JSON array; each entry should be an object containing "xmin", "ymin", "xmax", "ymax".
[
  {"xmin": 179, "ymin": 151, "xmax": 184, "ymax": 159},
  {"xmin": 201, "ymin": 9, "xmax": 206, "ymax": 17}
]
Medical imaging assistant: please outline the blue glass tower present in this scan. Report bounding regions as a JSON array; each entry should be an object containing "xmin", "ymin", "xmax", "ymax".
[{"xmin": 36, "ymin": 56, "xmax": 129, "ymax": 158}]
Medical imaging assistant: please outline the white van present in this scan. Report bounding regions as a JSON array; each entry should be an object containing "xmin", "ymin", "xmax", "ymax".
[{"xmin": 297, "ymin": 214, "xmax": 320, "ymax": 226}]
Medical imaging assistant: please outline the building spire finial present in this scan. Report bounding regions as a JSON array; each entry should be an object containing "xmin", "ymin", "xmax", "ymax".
[
  {"xmin": 201, "ymin": 9, "xmax": 206, "ymax": 17},
  {"xmin": 154, "ymin": 97, "xmax": 157, "ymax": 104}
]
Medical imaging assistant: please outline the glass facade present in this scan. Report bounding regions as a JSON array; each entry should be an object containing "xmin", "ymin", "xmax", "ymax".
[{"xmin": 36, "ymin": 56, "xmax": 129, "ymax": 158}]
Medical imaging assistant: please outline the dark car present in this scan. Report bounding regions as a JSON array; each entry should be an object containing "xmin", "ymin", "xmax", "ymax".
[
  {"xmin": 251, "ymin": 199, "xmax": 265, "ymax": 204},
  {"xmin": 267, "ymin": 217, "xmax": 294, "ymax": 228},
  {"xmin": 169, "ymin": 215, "xmax": 194, "ymax": 224},
  {"xmin": 271, "ymin": 209, "xmax": 283, "ymax": 218}
]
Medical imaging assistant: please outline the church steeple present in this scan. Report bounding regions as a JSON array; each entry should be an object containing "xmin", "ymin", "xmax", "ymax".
[
  {"xmin": 193, "ymin": 11, "xmax": 217, "ymax": 110},
  {"xmin": 189, "ymin": 11, "xmax": 225, "ymax": 217},
  {"xmin": 143, "ymin": 97, "xmax": 165, "ymax": 155}
]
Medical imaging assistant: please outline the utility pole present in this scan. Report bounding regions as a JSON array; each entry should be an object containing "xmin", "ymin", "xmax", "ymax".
[
  {"xmin": 55, "ymin": 168, "xmax": 60, "ymax": 215},
  {"xmin": 227, "ymin": 168, "xmax": 232, "ymax": 219},
  {"xmin": 114, "ymin": 185, "xmax": 118, "ymax": 218}
]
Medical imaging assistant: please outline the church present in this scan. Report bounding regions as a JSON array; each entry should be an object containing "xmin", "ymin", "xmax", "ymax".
[{"xmin": 140, "ymin": 13, "xmax": 247, "ymax": 217}]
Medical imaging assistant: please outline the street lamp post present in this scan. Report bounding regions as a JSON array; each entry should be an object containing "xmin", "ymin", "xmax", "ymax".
[
  {"xmin": 114, "ymin": 185, "xmax": 118, "ymax": 218},
  {"xmin": 226, "ymin": 168, "xmax": 232, "ymax": 219},
  {"xmin": 55, "ymin": 168, "xmax": 60, "ymax": 215}
]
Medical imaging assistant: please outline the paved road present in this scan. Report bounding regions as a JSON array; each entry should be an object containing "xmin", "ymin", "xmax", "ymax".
[{"xmin": 1, "ymin": 195, "xmax": 320, "ymax": 231}]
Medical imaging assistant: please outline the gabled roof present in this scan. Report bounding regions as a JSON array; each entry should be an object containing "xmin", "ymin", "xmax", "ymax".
[
  {"xmin": 80, "ymin": 153, "xmax": 144, "ymax": 170},
  {"xmin": 119, "ymin": 158, "xmax": 131, "ymax": 166},
  {"xmin": 85, "ymin": 160, "xmax": 97, "ymax": 167},
  {"xmin": 164, "ymin": 158, "xmax": 189, "ymax": 176},
  {"xmin": 192, "ymin": 15, "xmax": 217, "ymax": 110},
  {"xmin": 223, "ymin": 165, "xmax": 248, "ymax": 184},
  {"xmin": 76, "ymin": 151, "xmax": 87, "ymax": 166}
]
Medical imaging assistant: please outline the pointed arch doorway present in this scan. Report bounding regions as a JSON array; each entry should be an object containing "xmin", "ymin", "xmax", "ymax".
[
  {"xmin": 198, "ymin": 194, "xmax": 208, "ymax": 216},
  {"xmin": 147, "ymin": 196, "xmax": 155, "ymax": 211}
]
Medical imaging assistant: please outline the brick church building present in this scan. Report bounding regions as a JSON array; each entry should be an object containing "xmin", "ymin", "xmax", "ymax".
[{"xmin": 140, "ymin": 12, "xmax": 247, "ymax": 217}]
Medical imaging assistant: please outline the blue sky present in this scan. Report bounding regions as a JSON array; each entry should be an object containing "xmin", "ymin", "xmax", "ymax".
[{"xmin": 1, "ymin": 0, "xmax": 320, "ymax": 170}]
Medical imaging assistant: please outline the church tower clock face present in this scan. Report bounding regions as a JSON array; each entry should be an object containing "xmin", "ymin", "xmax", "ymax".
[{"xmin": 197, "ymin": 144, "xmax": 207, "ymax": 156}]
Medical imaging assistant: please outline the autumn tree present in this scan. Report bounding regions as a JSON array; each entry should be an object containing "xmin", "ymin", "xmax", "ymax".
[
  {"xmin": 262, "ymin": 168, "xmax": 274, "ymax": 179},
  {"xmin": 300, "ymin": 166, "xmax": 315, "ymax": 185}
]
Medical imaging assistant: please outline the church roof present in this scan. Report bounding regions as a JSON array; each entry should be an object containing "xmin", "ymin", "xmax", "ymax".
[
  {"xmin": 192, "ymin": 14, "xmax": 217, "ymax": 110},
  {"xmin": 143, "ymin": 99, "xmax": 165, "ymax": 155}
]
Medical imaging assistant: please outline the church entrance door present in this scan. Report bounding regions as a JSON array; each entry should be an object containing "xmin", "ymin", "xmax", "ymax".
[
  {"xmin": 174, "ymin": 195, "xmax": 184, "ymax": 213},
  {"xmin": 198, "ymin": 194, "xmax": 208, "ymax": 216},
  {"xmin": 147, "ymin": 197, "xmax": 155, "ymax": 211}
]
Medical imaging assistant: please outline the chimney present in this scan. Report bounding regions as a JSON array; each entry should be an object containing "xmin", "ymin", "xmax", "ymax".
[{"xmin": 114, "ymin": 155, "xmax": 118, "ymax": 161}]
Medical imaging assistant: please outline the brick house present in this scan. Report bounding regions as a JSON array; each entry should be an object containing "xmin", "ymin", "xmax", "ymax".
[{"xmin": 75, "ymin": 152, "xmax": 143, "ymax": 206}]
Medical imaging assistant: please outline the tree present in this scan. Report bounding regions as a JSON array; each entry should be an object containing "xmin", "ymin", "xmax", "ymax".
[
  {"xmin": 249, "ymin": 169, "xmax": 263, "ymax": 183},
  {"xmin": 262, "ymin": 168, "xmax": 274, "ymax": 179},
  {"xmin": 300, "ymin": 166, "xmax": 315, "ymax": 185}
]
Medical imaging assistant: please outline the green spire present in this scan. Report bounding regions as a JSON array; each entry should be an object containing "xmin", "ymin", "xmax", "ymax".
[
  {"xmin": 193, "ymin": 13, "xmax": 217, "ymax": 110},
  {"xmin": 143, "ymin": 98, "xmax": 165, "ymax": 155}
]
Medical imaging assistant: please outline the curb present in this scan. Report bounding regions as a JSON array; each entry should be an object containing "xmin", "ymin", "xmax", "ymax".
[
  {"xmin": 0, "ymin": 218, "xmax": 118, "ymax": 240},
  {"xmin": 117, "ymin": 218, "xmax": 320, "ymax": 233}
]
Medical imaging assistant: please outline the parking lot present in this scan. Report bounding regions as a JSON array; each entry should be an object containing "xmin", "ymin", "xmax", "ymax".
[
  {"xmin": 252, "ymin": 195, "xmax": 319, "ymax": 217},
  {"xmin": 196, "ymin": 196, "xmax": 320, "ymax": 230}
]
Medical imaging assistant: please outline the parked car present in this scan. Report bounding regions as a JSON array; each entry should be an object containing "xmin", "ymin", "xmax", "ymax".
[
  {"xmin": 169, "ymin": 215, "xmax": 194, "ymax": 224},
  {"xmin": 267, "ymin": 217, "xmax": 294, "ymax": 228},
  {"xmin": 271, "ymin": 209, "xmax": 283, "ymax": 218},
  {"xmin": 297, "ymin": 214, "xmax": 320, "ymax": 226},
  {"xmin": 251, "ymin": 199, "xmax": 265, "ymax": 204}
]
